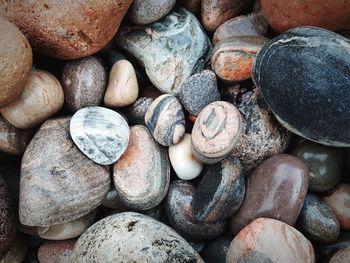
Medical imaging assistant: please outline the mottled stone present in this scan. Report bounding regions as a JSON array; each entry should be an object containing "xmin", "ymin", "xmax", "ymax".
[
  {"xmin": 252, "ymin": 27, "xmax": 350, "ymax": 146},
  {"xmin": 192, "ymin": 155, "xmax": 245, "ymax": 223},
  {"xmin": 0, "ymin": 17, "xmax": 32, "ymax": 109},
  {"xmin": 62, "ymin": 56, "xmax": 106, "ymax": 112},
  {"xmin": 178, "ymin": 70, "xmax": 220, "ymax": 116},
  {"xmin": 165, "ymin": 180, "xmax": 225, "ymax": 241},
  {"xmin": 330, "ymin": 248, "xmax": 350, "ymax": 263},
  {"xmin": 178, "ymin": 0, "xmax": 201, "ymax": 15},
  {"xmin": 191, "ymin": 101, "xmax": 241, "ymax": 164},
  {"xmin": 293, "ymin": 141, "xmax": 343, "ymax": 192},
  {"xmin": 323, "ymin": 184, "xmax": 350, "ymax": 230},
  {"xmin": 0, "ymin": 1, "xmax": 133, "ymax": 59},
  {"xmin": 298, "ymin": 194, "xmax": 340, "ymax": 243},
  {"xmin": 70, "ymin": 106, "xmax": 130, "ymax": 165},
  {"xmin": 37, "ymin": 239, "xmax": 76, "ymax": 263},
  {"xmin": 113, "ymin": 125, "xmax": 170, "ymax": 210},
  {"xmin": 212, "ymin": 36, "xmax": 268, "ymax": 83},
  {"xmin": 70, "ymin": 212, "xmax": 203, "ymax": 262},
  {"xmin": 116, "ymin": 7, "xmax": 211, "ymax": 94},
  {"xmin": 0, "ymin": 233, "xmax": 27, "ymax": 263},
  {"xmin": 125, "ymin": 97, "xmax": 154, "ymax": 126},
  {"xmin": 202, "ymin": 236, "xmax": 232, "ymax": 263},
  {"xmin": 230, "ymin": 154, "xmax": 309, "ymax": 235},
  {"xmin": 104, "ymin": 59, "xmax": 139, "ymax": 108},
  {"xmin": 145, "ymin": 94, "xmax": 185, "ymax": 146},
  {"xmin": 213, "ymin": 13, "xmax": 269, "ymax": 44},
  {"xmin": 227, "ymin": 218, "xmax": 315, "ymax": 263},
  {"xmin": 168, "ymin": 134, "xmax": 203, "ymax": 180},
  {"xmin": 128, "ymin": 0, "xmax": 176, "ymax": 25},
  {"xmin": 20, "ymin": 117, "xmax": 110, "ymax": 226}
]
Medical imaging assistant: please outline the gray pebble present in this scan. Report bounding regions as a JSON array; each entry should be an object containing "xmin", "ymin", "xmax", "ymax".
[{"xmin": 126, "ymin": 97, "xmax": 154, "ymax": 126}]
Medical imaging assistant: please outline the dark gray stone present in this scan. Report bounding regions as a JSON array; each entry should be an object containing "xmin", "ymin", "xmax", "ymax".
[{"xmin": 202, "ymin": 236, "xmax": 231, "ymax": 263}]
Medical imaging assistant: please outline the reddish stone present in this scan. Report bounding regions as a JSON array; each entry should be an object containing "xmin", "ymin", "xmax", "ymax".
[{"xmin": 38, "ymin": 239, "xmax": 76, "ymax": 263}]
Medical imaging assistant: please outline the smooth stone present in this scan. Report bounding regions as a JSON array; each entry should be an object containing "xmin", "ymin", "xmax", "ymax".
[
  {"xmin": 223, "ymin": 84, "xmax": 290, "ymax": 173},
  {"xmin": 329, "ymin": 248, "xmax": 350, "ymax": 263},
  {"xmin": 0, "ymin": 17, "xmax": 32, "ymax": 108},
  {"xmin": 0, "ymin": 115, "xmax": 33, "ymax": 155},
  {"xmin": 145, "ymin": 94, "xmax": 185, "ymax": 146},
  {"xmin": 20, "ymin": 117, "xmax": 110, "ymax": 226},
  {"xmin": 128, "ymin": 0, "xmax": 176, "ymax": 25},
  {"xmin": 168, "ymin": 134, "xmax": 203, "ymax": 180},
  {"xmin": 192, "ymin": 155, "xmax": 245, "ymax": 223},
  {"xmin": 298, "ymin": 194, "xmax": 340, "ymax": 243},
  {"xmin": 165, "ymin": 180, "xmax": 225, "ymax": 241},
  {"xmin": 0, "ymin": 1, "xmax": 133, "ymax": 59},
  {"xmin": 37, "ymin": 210, "xmax": 97, "ymax": 240},
  {"xmin": 252, "ymin": 27, "xmax": 350, "ymax": 146},
  {"xmin": 260, "ymin": 0, "xmax": 350, "ymax": 33},
  {"xmin": 62, "ymin": 56, "xmax": 107, "ymax": 112},
  {"xmin": 202, "ymin": 236, "xmax": 232, "ymax": 263},
  {"xmin": 116, "ymin": 7, "xmax": 211, "ymax": 95},
  {"xmin": 37, "ymin": 239, "xmax": 76, "ymax": 263},
  {"xmin": 0, "ymin": 233, "xmax": 27, "ymax": 263},
  {"xmin": 323, "ymin": 184, "xmax": 350, "ymax": 230},
  {"xmin": 178, "ymin": 0, "xmax": 201, "ymax": 15},
  {"xmin": 104, "ymin": 60, "xmax": 139, "ymax": 108},
  {"xmin": 70, "ymin": 106, "xmax": 130, "ymax": 165},
  {"xmin": 212, "ymin": 36, "xmax": 268, "ymax": 83},
  {"xmin": 201, "ymin": 0, "xmax": 252, "ymax": 32},
  {"xmin": 226, "ymin": 218, "xmax": 315, "ymax": 263},
  {"xmin": 125, "ymin": 97, "xmax": 154, "ymax": 126},
  {"xmin": 1, "ymin": 69, "xmax": 64, "ymax": 129},
  {"xmin": 70, "ymin": 212, "xmax": 203, "ymax": 262},
  {"xmin": 178, "ymin": 70, "xmax": 220, "ymax": 116},
  {"xmin": 113, "ymin": 125, "xmax": 170, "ymax": 210},
  {"xmin": 213, "ymin": 13, "xmax": 269, "ymax": 44},
  {"xmin": 293, "ymin": 141, "xmax": 343, "ymax": 192},
  {"xmin": 191, "ymin": 101, "xmax": 242, "ymax": 164},
  {"xmin": 101, "ymin": 189, "xmax": 127, "ymax": 210},
  {"xmin": 230, "ymin": 154, "xmax": 309, "ymax": 235},
  {"xmin": 0, "ymin": 176, "xmax": 16, "ymax": 258}
]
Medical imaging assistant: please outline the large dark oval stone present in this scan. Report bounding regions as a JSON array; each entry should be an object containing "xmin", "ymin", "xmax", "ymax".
[{"xmin": 252, "ymin": 26, "xmax": 350, "ymax": 146}]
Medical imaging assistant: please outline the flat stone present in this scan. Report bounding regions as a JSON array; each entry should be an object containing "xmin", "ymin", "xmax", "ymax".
[
  {"xmin": 38, "ymin": 239, "xmax": 76, "ymax": 263},
  {"xmin": 252, "ymin": 27, "xmax": 350, "ymax": 146},
  {"xmin": 230, "ymin": 154, "xmax": 309, "ymax": 235},
  {"xmin": 145, "ymin": 94, "xmax": 185, "ymax": 146},
  {"xmin": 126, "ymin": 97, "xmax": 154, "ymax": 126},
  {"xmin": 70, "ymin": 212, "xmax": 204, "ymax": 262},
  {"xmin": 330, "ymin": 248, "xmax": 350, "ymax": 263},
  {"xmin": 202, "ymin": 236, "xmax": 232, "ymax": 263},
  {"xmin": 116, "ymin": 7, "xmax": 211, "ymax": 95},
  {"xmin": 113, "ymin": 125, "xmax": 170, "ymax": 210},
  {"xmin": 70, "ymin": 106, "xmax": 130, "ymax": 165}
]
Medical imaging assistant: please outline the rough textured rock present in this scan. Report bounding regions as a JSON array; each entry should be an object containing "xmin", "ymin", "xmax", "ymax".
[{"xmin": 37, "ymin": 239, "xmax": 76, "ymax": 263}]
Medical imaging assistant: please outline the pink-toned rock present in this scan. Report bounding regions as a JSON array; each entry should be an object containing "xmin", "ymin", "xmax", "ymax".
[{"xmin": 37, "ymin": 239, "xmax": 76, "ymax": 263}]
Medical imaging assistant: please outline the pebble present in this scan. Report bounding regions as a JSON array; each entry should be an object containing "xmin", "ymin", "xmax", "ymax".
[
  {"xmin": 192, "ymin": 155, "xmax": 245, "ymax": 223},
  {"xmin": 1, "ymin": 69, "xmax": 64, "ymax": 129},
  {"xmin": 323, "ymin": 184, "xmax": 350, "ymax": 230},
  {"xmin": 0, "ymin": 115, "xmax": 33, "ymax": 155},
  {"xmin": 165, "ymin": 180, "xmax": 225, "ymax": 241},
  {"xmin": 70, "ymin": 106, "xmax": 130, "ymax": 165},
  {"xmin": 178, "ymin": 70, "xmax": 220, "ymax": 116},
  {"xmin": 226, "ymin": 218, "xmax": 315, "ymax": 263},
  {"xmin": 168, "ymin": 134, "xmax": 203, "ymax": 181},
  {"xmin": 230, "ymin": 154, "xmax": 309, "ymax": 235},
  {"xmin": 116, "ymin": 7, "xmax": 211, "ymax": 94},
  {"xmin": 0, "ymin": 233, "xmax": 27, "ymax": 263},
  {"xmin": 293, "ymin": 141, "xmax": 343, "ymax": 192},
  {"xmin": 178, "ymin": 0, "xmax": 201, "ymax": 15},
  {"xmin": 145, "ymin": 94, "xmax": 186, "ymax": 146},
  {"xmin": 252, "ymin": 27, "xmax": 350, "ymax": 146},
  {"xmin": 329, "ymin": 248, "xmax": 350, "ymax": 263},
  {"xmin": 202, "ymin": 236, "xmax": 232, "ymax": 263},
  {"xmin": 260, "ymin": 0, "xmax": 350, "ymax": 33},
  {"xmin": 125, "ymin": 97, "xmax": 154, "ymax": 126},
  {"xmin": 37, "ymin": 209, "xmax": 97, "ymax": 240},
  {"xmin": 70, "ymin": 212, "xmax": 203, "ymax": 262},
  {"xmin": 212, "ymin": 36, "xmax": 268, "ymax": 83},
  {"xmin": 0, "ymin": 1, "xmax": 133, "ymax": 59},
  {"xmin": 101, "ymin": 189, "xmax": 127, "ymax": 210},
  {"xmin": 113, "ymin": 125, "xmax": 170, "ymax": 210},
  {"xmin": 201, "ymin": 0, "xmax": 251, "ymax": 32},
  {"xmin": 298, "ymin": 194, "xmax": 340, "ymax": 243},
  {"xmin": 37, "ymin": 239, "xmax": 76, "ymax": 263},
  {"xmin": 20, "ymin": 117, "xmax": 110, "ymax": 226},
  {"xmin": 61, "ymin": 56, "xmax": 107, "ymax": 112},
  {"xmin": 104, "ymin": 59, "xmax": 139, "ymax": 108},
  {"xmin": 0, "ymin": 16, "xmax": 32, "ymax": 108},
  {"xmin": 128, "ymin": 0, "xmax": 176, "ymax": 25},
  {"xmin": 223, "ymin": 83, "xmax": 291, "ymax": 173},
  {"xmin": 213, "ymin": 13, "xmax": 269, "ymax": 44},
  {"xmin": 191, "ymin": 101, "xmax": 242, "ymax": 164}
]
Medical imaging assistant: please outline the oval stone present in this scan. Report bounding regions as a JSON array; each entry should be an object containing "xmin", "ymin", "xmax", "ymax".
[
  {"xmin": 70, "ymin": 212, "xmax": 203, "ymax": 262},
  {"xmin": 230, "ymin": 154, "xmax": 309, "ymax": 235},
  {"xmin": 252, "ymin": 27, "xmax": 350, "ymax": 146},
  {"xmin": 330, "ymin": 248, "xmax": 350, "ymax": 263},
  {"xmin": 113, "ymin": 125, "xmax": 170, "ymax": 210},
  {"xmin": 38, "ymin": 239, "xmax": 76, "ymax": 263}
]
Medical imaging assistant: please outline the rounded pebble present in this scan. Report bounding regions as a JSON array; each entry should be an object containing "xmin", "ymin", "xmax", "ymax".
[
  {"xmin": 37, "ymin": 239, "xmax": 76, "ymax": 263},
  {"xmin": 329, "ymin": 248, "xmax": 350, "ymax": 263},
  {"xmin": 125, "ymin": 97, "xmax": 154, "ymax": 126}
]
